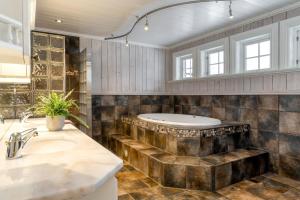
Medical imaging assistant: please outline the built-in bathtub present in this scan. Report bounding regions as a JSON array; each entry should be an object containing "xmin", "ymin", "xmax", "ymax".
[
  {"xmin": 138, "ymin": 113, "xmax": 222, "ymax": 128},
  {"xmin": 109, "ymin": 114, "xmax": 268, "ymax": 191},
  {"xmin": 120, "ymin": 114, "xmax": 250, "ymax": 157}
]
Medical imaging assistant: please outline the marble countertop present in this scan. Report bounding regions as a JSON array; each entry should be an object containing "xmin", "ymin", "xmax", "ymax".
[{"xmin": 0, "ymin": 118, "xmax": 123, "ymax": 200}]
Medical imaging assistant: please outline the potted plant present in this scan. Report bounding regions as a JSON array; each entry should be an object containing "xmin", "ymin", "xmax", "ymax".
[{"xmin": 33, "ymin": 90, "xmax": 88, "ymax": 131}]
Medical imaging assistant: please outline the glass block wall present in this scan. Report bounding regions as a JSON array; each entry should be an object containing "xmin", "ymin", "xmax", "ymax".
[
  {"xmin": 0, "ymin": 32, "xmax": 66, "ymax": 119},
  {"xmin": 0, "ymin": 32, "xmax": 81, "ymax": 120},
  {"xmin": 31, "ymin": 32, "xmax": 66, "ymax": 103}
]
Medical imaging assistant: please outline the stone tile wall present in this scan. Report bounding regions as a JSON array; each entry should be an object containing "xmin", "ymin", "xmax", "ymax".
[
  {"xmin": 92, "ymin": 95, "xmax": 300, "ymax": 181},
  {"xmin": 0, "ymin": 84, "xmax": 32, "ymax": 118}
]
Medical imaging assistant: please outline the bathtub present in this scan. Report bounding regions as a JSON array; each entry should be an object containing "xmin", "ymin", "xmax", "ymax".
[{"xmin": 137, "ymin": 113, "xmax": 221, "ymax": 128}]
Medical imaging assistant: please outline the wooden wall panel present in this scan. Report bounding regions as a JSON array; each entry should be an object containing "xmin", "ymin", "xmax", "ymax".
[
  {"xmin": 121, "ymin": 44, "xmax": 130, "ymax": 93},
  {"xmin": 85, "ymin": 38, "xmax": 168, "ymax": 95},
  {"xmin": 167, "ymin": 71, "xmax": 300, "ymax": 95},
  {"xmin": 81, "ymin": 37, "xmax": 300, "ymax": 96},
  {"xmin": 101, "ymin": 41, "xmax": 108, "ymax": 92}
]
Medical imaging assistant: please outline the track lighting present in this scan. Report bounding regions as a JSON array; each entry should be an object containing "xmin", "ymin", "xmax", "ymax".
[
  {"xmin": 144, "ymin": 16, "xmax": 149, "ymax": 31},
  {"xmin": 229, "ymin": 0, "xmax": 234, "ymax": 19},
  {"xmin": 125, "ymin": 36, "xmax": 129, "ymax": 47},
  {"xmin": 105, "ymin": 0, "xmax": 234, "ymax": 41},
  {"xmin": 55, "ymin": 19, "xmax": 62, "ymax": 23}
]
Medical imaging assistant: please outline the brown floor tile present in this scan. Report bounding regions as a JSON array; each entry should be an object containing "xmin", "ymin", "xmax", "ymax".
[
  {"xmin": 249, "ymin": 176, "xmax": 291, "ymax": 195},
  {"xmin": 117, "ymin": 170, "xmax": 146, "ymax": 182},
  {"xmin": 141, "ymin": 177, "xmax": 159, "ymax": 187},
  {"xmin": 170, "ymin": 193, "xmax": 199, "ymax": 200},
  {"xmin": 129, "ymin": 186, "xmax": 170, "ymax": 200},
  {"xmin": 185, "ymin": 190, "xmax": 226, "ymax": 200},
  {"xmin": 218, "ymin": 186, "xmax": 264, "ymax": 200},
  {"xmin": 119, "ymin": 194, "xmax": 135, "ymax": 200},
  {"xmin": 263, "ymin": 173, "xmax": 300, "ymax": 189},
  {"xmin": 117, "ymin": 163, "xmax": 300, "ymax": 200},
  {"xmin": 232, "ymin": 180, "xmax": 257, "ymax": 190},
  {"xmin": 119, "ymin": 179, "xmax": 149, "ymax": 193},
  {"xmin": 273, "ymin": 188, "xmax": 300, "ymax": 200}
]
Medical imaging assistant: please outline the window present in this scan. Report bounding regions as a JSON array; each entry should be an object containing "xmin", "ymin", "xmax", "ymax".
[
  {"xmin": 207, "ymin": 49, "xmax": 224, "ymax": 75},
  {"xmin": 173, "ymin": 48, "xmax": 196, "ymax": 80},
  {"xmin": 230, "ymin": 23, "xmax": 278, "ymax": 74},
  {"xmin": 280, "ymin": 16, "xmax": 300, "ymax": 69},
  {"xmin": 244, "ymin": 40, "xmax": 271, "ymax": 71},
  {"xmin": 199, "ymin": 38, "xmax": 229, "ymax": 77},
  {"xmin": 182, "ymin": 55, "xmax": 193, "ymax": 79}
]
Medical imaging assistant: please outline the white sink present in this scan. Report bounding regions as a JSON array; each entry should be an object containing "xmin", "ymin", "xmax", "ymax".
[{"xmin": 22, "ymin": 138, "xmax": 76, "ymax": 155}]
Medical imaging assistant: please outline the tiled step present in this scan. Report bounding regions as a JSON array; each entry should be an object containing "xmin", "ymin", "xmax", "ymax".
[{"xmin": 109, "ymin": 134, "xmax": 269, "ymax": 191}]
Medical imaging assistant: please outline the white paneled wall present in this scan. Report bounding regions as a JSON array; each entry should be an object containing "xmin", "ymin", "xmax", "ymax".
[
  {"xmin": 167, "ymin": 70, "xmax": 300, "ymax": 95},
  {"xmin": 167, "ymin": 7, "xmax": 300, "ymax": 95},
  {"xmin": 81, "ymin": 37, "xmax": 300, "ymax": 95},
  {"xmin": 84, "ymin": 39, "xmax": 168, "ymax": 95}
]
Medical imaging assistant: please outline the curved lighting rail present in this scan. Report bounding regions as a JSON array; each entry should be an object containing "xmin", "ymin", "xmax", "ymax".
[{"xmin": 104, "ymin": 0, "xmax": 235, "ymax": 41}]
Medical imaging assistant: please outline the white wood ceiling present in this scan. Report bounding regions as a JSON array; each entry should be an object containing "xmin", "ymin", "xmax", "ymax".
[
  {"xmin": 35, "ymin": 0, "xmax": 153, "ymax": 35},
  {"xmin": 36, "ymin": 0, "xmax": 299, "ymax": 47}
]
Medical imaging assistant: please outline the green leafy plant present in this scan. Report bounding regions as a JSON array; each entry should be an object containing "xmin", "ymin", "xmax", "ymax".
[{"xmin": 33, "ymin": 90, "xmax": 89, "ymax": 128}]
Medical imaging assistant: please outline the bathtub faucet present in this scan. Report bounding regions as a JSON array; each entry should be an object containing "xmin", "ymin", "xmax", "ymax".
[{"xmin": 6, "ymin": 128, "xmax": 38, "ymax": 159}]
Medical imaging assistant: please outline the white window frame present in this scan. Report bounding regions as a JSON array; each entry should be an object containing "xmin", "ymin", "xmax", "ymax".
[
  {"xmin": 206, "ymin": 47, "xmax": 225, "ymax": 75},
  {"xmin": 280, "ymin": 15, "xmax": 300, "ymax": 70},
  {"xmin": 230, "ymin": 23, "xmax": 279, "ymax": 74},
  {"xmin": 172, "ymin": 48, "xmax": 197, "ymax": 80},
  {"xmin": 242, "ymin": 36, "xmax": 271, "ymax": 71},
  {"xmin": 181, "ymin": 54, "xmax": 193, "ymax": 79},
  {"xmin": 198, "ymin": 38, "xmax": 229, "ymax": 77}
]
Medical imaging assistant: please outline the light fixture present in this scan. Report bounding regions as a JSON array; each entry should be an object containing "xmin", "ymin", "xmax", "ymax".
[
  {"xmin": 55, "ymin": 19, "xmax": 63, "ymax": 23},
  {"xmin": 229, "ymin": 0, "xmax": 234, "ymax": 19},
  {"xmin": 125, "ymin": 36, "xmax": 129, "ymax": 47},
  {"xmin": 144, "ymin": 16, "xmax": 149, "ymax": 31}
]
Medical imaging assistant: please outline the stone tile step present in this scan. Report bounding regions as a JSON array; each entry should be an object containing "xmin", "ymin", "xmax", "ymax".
[
  {"xmin": 121, "ymin": 120, "xmax": 250, "ymax": 157},
  {"xmin": 109, "ymin": 134, "xmax": 269, "ymax": 191}
]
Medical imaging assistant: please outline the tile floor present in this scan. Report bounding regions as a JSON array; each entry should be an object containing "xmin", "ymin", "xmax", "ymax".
[{"xmin": 117, "ymin": 164, "xmax": 300, "ymax": 200}]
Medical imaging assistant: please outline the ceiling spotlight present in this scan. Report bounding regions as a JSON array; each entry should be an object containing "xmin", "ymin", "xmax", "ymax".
[
  {"xmin": 144, "ymin": 16, "xmax": 149, "ymax": 31},
  {"xmin": 55, "ymin": 19, "xmax": 63, "ymax": 23},
  {"xmin": 125, "ymin": 36, "xmax": 129, "ymax": 47},
  {"xmin": 229, "ymin": 1, "xmax": 234, "ymax": 19}
]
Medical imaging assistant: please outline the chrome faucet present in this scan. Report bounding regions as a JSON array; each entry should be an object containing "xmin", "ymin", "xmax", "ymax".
[
  {"xmin": 0, "ymin": 114, "xmax": 4, "ymax": 124},
  {"xmin": 19, "ymin": 111, "xmax": 33, "ymax": 123},
  {"xmin": 6, "ymin": 128, "xmax": 38, "ymax": 159}
]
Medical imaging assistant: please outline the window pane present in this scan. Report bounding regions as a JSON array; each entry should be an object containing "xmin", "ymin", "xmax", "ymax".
[
  {"xmin": 219, "ymin": 63, "xmax": 224, "ymax": 74},
  {"xmin": 219, "ymin": 51, "xmax": 224, "ymax": 63},
  {"xmin": 246, "ymin": 43, "xmax": 258, "ymax": 58},
  {"xmin": 185, "ymin": 59, "xmax": 191, "ymax": 68},
  {"xmin": 260, "ymin": 40, "xmax": 270, "ymax": 56},
  {"xmin": 260, "ymin": 55, "xmax": 270, "ymax": 69},
  {"xmin": 209, "ymin": 64, "xmax": 219, "ymax": 75},
  {"xmin": 209, "ymin": 52, "xmax": 219, "ymax": 64},
  {"xmin": 246, "ymin": 58, "xmax": 259, "ymax": 71},
  {"xmin": 182, "ymin": 57, "xmax": 193, "ymax": 78}
]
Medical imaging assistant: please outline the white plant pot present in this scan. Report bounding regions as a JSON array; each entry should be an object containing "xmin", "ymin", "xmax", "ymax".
[{"xmin": 46, "ymin": 116, "xmax": 65, "ymax": 131}]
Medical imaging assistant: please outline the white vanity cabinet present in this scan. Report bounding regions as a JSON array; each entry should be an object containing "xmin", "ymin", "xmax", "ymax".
[{"xmin": 0, "ymin": 0, "xmax": 36, "ymax": 83}]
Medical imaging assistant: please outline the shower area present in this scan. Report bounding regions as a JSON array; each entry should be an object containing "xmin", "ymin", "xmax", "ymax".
[{"xmin": 0, "ymin": 31, "xmax": 92, "ymax": 136}]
